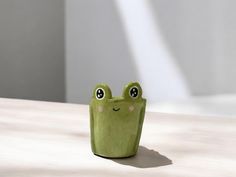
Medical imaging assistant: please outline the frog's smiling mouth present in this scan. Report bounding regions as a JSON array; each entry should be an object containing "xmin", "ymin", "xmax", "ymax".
[{"xmin": 113, "ymin": 107, "xmax": 120, "ymax": 112}]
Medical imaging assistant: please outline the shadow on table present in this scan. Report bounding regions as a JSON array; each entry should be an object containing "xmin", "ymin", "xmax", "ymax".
[{"xmin": 112, "ymin": 146, "xmax": 172, "ymax": 168}]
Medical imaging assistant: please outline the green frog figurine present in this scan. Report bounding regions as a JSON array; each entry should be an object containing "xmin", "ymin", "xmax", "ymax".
[{"xmin": 90, "ymin": 82, "xmax": 146, "ymax": 158}]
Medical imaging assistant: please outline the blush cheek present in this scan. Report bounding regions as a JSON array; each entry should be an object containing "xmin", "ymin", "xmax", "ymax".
[
  {"xmin": 129, "ymin": 105, "xmax": 135, "ymax": 112},
  {"xmin": 98, "ymin": 106, "xmax": 104, "ymax": 113}
]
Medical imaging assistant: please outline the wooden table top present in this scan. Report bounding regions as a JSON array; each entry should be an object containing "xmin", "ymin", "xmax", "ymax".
[{"xmin": 0, "ymin": 98, "xmax": 235, "ymax": 177}]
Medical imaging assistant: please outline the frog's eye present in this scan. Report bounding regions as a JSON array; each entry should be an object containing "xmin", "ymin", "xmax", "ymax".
[
  {"xmin": 95, "ymin": 88, "xmax": 105, "ymax": 100},
  {"xmin": 93, "ymin": 84, "xmax": 112, "ymax": 100},
  {"xmin": 129, "ymin": 86, "xmax": 139, "ymax": 99},
  {"xmin": 122, "ymin": 82, "xmax": 142, "ymax": 100}
]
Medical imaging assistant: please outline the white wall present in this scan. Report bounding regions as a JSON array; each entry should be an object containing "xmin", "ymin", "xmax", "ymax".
[
  {"xmin": 66, "ymin": 0, "xmax": 189, "ymax": 104},
  {"xmin": 66, "ymin": 0, "xmax": 138, "ymax": 104},
  {"xmin": 0, "ymin": 0, "xmax": 65, "ymax": 102},
  {"xmin": 1, "ymin": 0, "xmax": 236, "ymax": 103},
  {"xmin": 151, "ymin": 0, "xmax": 236, "ymax": 96},
  {"xmin": 114, "ymin": 0, "xmax": 190, "ymax": 103},
  {"xmin": 66, "ymin": 0, "xmax": 236, "ymax": 104}
]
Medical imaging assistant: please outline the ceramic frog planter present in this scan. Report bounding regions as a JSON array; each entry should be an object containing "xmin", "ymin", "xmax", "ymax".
[{"xmin": 90, "ymin": 82, "xmax": 146, "ymax": 158}]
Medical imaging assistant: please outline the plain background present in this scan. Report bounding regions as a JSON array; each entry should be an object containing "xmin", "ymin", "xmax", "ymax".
[
  {"xmin": 1, "ymin": 0, "xmax": 236, "ymax": 104},
  {"xmin": 0, "ymin": 0, "xmax": 64, "ymax": 102}
]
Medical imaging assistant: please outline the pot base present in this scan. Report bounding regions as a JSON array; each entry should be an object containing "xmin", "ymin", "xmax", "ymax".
[{"xmin": 94, "ymin": 152, "xmax": 136, "ymax": 159}]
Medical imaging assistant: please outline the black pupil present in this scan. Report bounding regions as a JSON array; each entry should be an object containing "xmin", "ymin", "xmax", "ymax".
[
  {"xmin": 96, "ymin": 89, "xmax": 104, "ymax": 99},
  {"xmin": 130, "ymin": 87, "xmax": 138, "ymax": 98}
]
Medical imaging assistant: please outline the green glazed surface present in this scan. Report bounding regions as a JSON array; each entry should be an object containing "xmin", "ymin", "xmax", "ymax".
[{"xmin": 90, "ymin": 82, "xmax": 146, "ymax": 158}]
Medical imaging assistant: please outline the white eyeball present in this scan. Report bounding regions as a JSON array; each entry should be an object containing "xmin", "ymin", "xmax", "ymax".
[
  {"xmin": 129, "ymin": 86, "xmax": 139, "ymax": 99},
  {"xmin": 95, "ymin": 88, "xmax": 105, "ymax": 100}
]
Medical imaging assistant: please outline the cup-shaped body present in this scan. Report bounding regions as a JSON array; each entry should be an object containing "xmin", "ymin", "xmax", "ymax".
[{"xmin": 90, "ymin": 82, "xmax": 146, "ymax": 158}]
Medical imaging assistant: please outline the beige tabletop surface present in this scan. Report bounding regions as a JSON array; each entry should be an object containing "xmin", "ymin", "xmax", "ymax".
[{"xmin": 0, "ymin": 98, "xmax": 235, "ymax": 177}]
